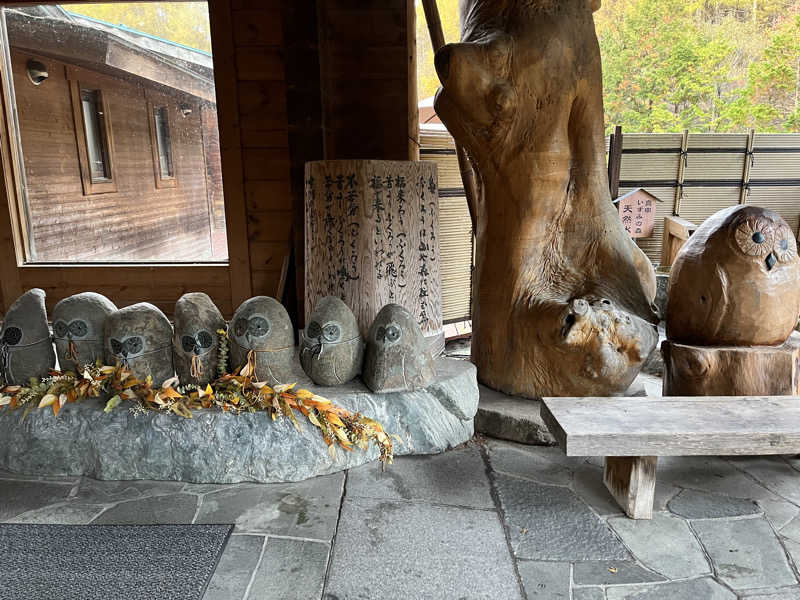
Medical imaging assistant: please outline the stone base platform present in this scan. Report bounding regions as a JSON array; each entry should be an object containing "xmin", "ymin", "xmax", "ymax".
[{"xmin": 0, "ymin": 358, "xmax": 478, "ymax": 484}]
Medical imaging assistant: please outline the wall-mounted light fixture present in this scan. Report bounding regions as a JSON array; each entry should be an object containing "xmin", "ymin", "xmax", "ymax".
[{"xmin": 26, "ymin": 59, "xmax": 48, "ymax": 85}]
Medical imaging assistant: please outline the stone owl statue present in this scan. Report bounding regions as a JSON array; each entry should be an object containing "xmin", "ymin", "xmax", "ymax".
[
  {"xmin": 173, "ymin": 293, "xmax": 226, "ymax": 387},
  {"xmin": 52, "ymin": 292, "xmax": 117, "ymax": 373},
  {"xmin": 667, "ymin": 205, "xmax": 800, "ymax": 346},
  {"xmin": 363, "ymin": 303, "xmax": 435, "ymax": 393},
  {"xmin": 228, "ymin": 296, "xmax": 295, "ymax": 385},
  {"xmin": 104, "ymin": 302, "xmax": 174, "ymax": 386},
  {"xmin": 300, "ymin": 296, "xmax": 363, "ymax": 386},
  {"xmin": 0, "ymin": 288, "xmax": 55, "ymax": 385}
]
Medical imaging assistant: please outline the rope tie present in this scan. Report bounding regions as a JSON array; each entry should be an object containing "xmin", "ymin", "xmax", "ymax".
[{"xmin": 190, "ymin": 353, "xmax": 203, "ymax": 379}]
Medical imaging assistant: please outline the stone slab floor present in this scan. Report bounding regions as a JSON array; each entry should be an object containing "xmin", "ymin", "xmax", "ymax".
[{"xmin": 4, "ymin": 441, "xmax": 800, "ymax": 599}]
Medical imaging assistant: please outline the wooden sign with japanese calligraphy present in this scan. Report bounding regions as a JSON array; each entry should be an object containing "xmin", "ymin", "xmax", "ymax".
[
  {"xmin": 617, "ymin": 188, "xmax": 659, "ymax": 238},
  {"xmin": 304, "ymin": 160, "xmax": 444, "ymax": 356}
]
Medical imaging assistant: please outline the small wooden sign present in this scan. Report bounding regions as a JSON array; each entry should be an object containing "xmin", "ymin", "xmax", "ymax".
[{"xmin": 616, "ymin": 188, "xmax": 660, "ymax": 238}]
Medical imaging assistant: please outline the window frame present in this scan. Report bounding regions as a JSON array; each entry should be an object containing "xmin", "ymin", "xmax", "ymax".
[
  {"xmin": 70, "ymin": 80, "xmax": 117, "ymax": 195},
  {"xmin": 147, "ymin": 97, "xmax": 178, "ymax": 188}
]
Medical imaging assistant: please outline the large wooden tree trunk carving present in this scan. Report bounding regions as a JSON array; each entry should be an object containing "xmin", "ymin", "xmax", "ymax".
[{"xmin": 434, "ymin": 0, "xmax": 659, "ymax": 398}]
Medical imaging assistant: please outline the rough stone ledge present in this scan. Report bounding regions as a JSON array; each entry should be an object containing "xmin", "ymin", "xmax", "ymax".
[{"xmin": 0, "ymin": 358, "xmax": 477, "ymax": 484}]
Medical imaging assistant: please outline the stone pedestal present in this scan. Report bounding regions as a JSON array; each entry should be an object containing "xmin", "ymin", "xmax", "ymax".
[
  {"xmin": 662, "ymin": 333, "xmax": 800, "ymax": 396},
  {"xmin": 304, "ymin": 160, "xmax": 444, "ymax": 356}
]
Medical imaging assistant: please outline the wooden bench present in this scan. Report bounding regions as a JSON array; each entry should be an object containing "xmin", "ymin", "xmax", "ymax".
[{"xmin": 541, "ymin": 396, "xmax": 800, "ymax": 519}]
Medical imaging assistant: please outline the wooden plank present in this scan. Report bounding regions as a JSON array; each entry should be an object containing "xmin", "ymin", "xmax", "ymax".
[
  {"xmin": 541, "ymin": 396, "xmax": 800, "ymax": 457},
  {"xmin": 234, "ymin": 47, "xmax": 284, "ymax": 81},
  {"xmin": 232, "ymin": 9, "xmax": 283, "ymax": 46},
  {"xmin": 604, "ymin": 456, "xmax": 657, "ymax": 520}
]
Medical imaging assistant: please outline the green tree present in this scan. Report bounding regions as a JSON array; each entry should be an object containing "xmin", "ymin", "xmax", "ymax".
[{"xmin": 416, "ymin": 0, "xmax": 460, "ymax": 101}]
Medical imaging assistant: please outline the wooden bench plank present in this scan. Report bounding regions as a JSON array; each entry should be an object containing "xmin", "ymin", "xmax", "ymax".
[{"xmin": 541, "ymin": 396, "xmax": 800, "ymax": 457}]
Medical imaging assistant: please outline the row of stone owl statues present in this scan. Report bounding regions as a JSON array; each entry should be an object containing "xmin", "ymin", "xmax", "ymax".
[{"xmin": 0, "ymin": 289, "xmax": 435, "ymax": 394}]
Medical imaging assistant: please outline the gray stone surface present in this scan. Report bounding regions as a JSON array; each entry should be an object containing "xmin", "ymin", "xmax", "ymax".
[
  {"xmin": 494, "ymin": 473, "xmax": 629, "ymax": 561},
  {"xmin": 73, "ymin": 478, "xmax": 185, "ymax": 504},
  {"xmin": 52, "ymin": 292, "xmax": 116, "ymax": 373},
  {"xmin": 573, "ymin": 561, "xmax": 667, "ymax": 585},
  {"xmin": 0, "ymin": 357, "xmax": 478, "ymax": 484},
  {"xmin": 605, "ymin": 578, "xmax": 736, "ymax": 600},
  {"xmin": 475, "ymin": 385, "xmax": 556, "ymax": 445},
  {"xmin": 693, "ymin": 517, "xmax": 797, "ymax": 590},
  {"xmin": 742, "ymin": 587, "xmax": 800, "ymax": 600},
  {"xmin": 657, "ymin": 456, "xmax": 774, "ymax": 501},
  {"xmin": 608, "ymin": 513, "xmax": 710, "ymax": 579},
  {"xmin": 195, "ymin": 473, "xmax": 343, "ymax": 540},
  {"xmin": 0, "ymin": 288, "xmax": 56, "ymax": 385},
  {"xmin": 573, "ymin": 589, "xmax": 605, "ymax": 600},
  {"xmin": 323, "ymin": 496, "xmax": 523, "ymax": 600},
  {"xmin": 641, "ymin": 324, "xmax": 666, "ymax": 376},
  {"xmin": 516, "ymin": 561, "xmax": 570, "ymax": 599},
  {"xmin": 346, "ymin": 444, "xmax": 494, "ymax": 508},
  {"xmin": 104, "ymin": 302, "xmax": 174, "ymax": 386},
  {"xmin": 300, "ymin": 296, "xmax": 363, "ymax": 387},
  {"xmin": 728, "ymin": 457, "xmax": 800, "ymax": 505},
  {"xmin": 203, "ymin": 534, "xmax": 264, "ymax": 600},
  {"xmin": 668, "ymin": 489, "xmax": 761, "ymax": 519},
  {"xmin": 91, "ymin": 492, "xmax": 198, "ymax": 524},
  {"xmin": 7, "ymin": 502, "xmax": 104, "ymax": 524},
  {"xmin": 758, "ymin": 497, "xmax": 799, "ymax": 530},
  {"xmin": 487, "ymin": 440, "xmax": 575, "ymax": 486},
  {"xmin": 0, "ymin": 480, "xmax": 72, "ymax": 521},
  {"xmin": 172, "ymin": 292, "xmax": 226, "ymax": 387},
  {"xmin": 249, "ymin": 538, "xmax": 329, "ymax": 600}
]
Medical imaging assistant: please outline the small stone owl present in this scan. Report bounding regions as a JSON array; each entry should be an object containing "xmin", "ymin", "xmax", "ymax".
[
  {"xmin": 52, "ymin": 292, "xmax": 117, "ymax": 373},
  {"xmin": 104, "ymin": 302, "xmax": 174, "ymax": 386},
  {"xmin": 172, "ymin": 292, "xmax": 226, "ymax": 386},
  {"xmin": 228, "ymin": 296, "xmax": 295, "ymax": 385},
  {"xmin": 0, "ymin": 288, "xmax": 55, "ymax": 385},
  {"xmin": 363, "ymin": 303, "xmax": 435, "ymax": 393},
  {"xmin": 300, "ymin": 296, "xmax": 363, "ymax": 386},
  {"xmin": 667, "ymin": 205, "xmax": 800, "ymax": 346}
]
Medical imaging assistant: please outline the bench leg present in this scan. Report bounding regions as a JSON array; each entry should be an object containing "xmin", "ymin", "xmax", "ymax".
[{"xmin": 604, "ymin": 456, "xmax": 657, "ymax": 519}]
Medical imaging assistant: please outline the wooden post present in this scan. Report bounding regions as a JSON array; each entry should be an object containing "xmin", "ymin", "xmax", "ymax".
[
  {"xmin": 739, "ymin": 128, "xmax": 755, "ymax": 205},
  {"xmin": 604, "ymin": 456, "xmax": 658, "ymax": 519},
  {"xmin": 607, "ymin": 125, "xmax": 623, "ymax": 200}
]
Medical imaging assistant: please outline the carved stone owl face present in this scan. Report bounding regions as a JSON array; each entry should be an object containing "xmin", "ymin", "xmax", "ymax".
[
  {"xmin": 53, "ymin": 292, "xmax": 116, "ymax": 373},
  {"xmin": 0, "ymin": 288, "xmax": 55, "ymax": 385},
  {"xmin": 228, "ymin": 296, "xmax": 295, "ymax": 385},
  {"xmin": 667, "ymin": 205, "xmax": 800, "ymax": 346},
  {"xmin": 300, "ymin": 296, "xmax": 363, "ymax": 386},
  {"xmin": 104, "ymin": 302, "xmax": 174, "ymax": 386},
  {"xmin": 363, "ymin": 303, "xmax": 435, "ymax": 393},
  {"xmin": 172, "ymin": 292, "xmax": 226, "ymax": 386}
]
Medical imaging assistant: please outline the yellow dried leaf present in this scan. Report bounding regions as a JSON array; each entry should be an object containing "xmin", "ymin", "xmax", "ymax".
[
  {"xmin": 39, "ymin": 394, "xmax": 57, "ymax": 408},
  {"xmin": 308, "ymin": 413, "xmax": 321, "ymax": 428},
  {"xmin": 159, "ymin": 387, "xmax": 184, "ymax": 400},
  {"xmin": 295, "ymin": 389, "xmax": 313, "ymax": 400},
  {"xmin": 327, "ymin": 413, "xmax": 345, "ymax": 428},
  {"xmin": 328, "ymin": 444, "xmax": 337, "ymax": 460}
]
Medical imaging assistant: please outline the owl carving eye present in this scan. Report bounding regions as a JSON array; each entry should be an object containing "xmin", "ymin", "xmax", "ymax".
[
  {"xmin": 735, "ymin": 217, "xmax": 774, "ymax": 256},
  {"xmin": 110, "ymin": 338, "xmax": 124, "ymax": 354},
  {"xmin": 111, "ymin": 336, "xmax": 144, "ymax": 357},
  {"xmin": 68, "ymin": 320, "xmax": 88, "ymax": 338},
  {"xmin": 2, "ymin": 327, "xmax": 22, "ymax": 346},
  {"xmin": 181, "ymin": 335, "xmax": 196, "ymax": 353},
  {"xmin": 54, "ymin": 320, "xmax": 68, "ymax": 338},
  {"xmin": 248, "ymin": 316, "xmax": 270, "ymax": 337},
  {"xmin": 376, "ymin": 323, "xmax": 402, "ymax": 344},
  {"xmin": 197, "ymin": 330, "xmax": 213, "ymax": 349},
  {"xmin": 182, "ymin": 330, "xmax": 214, "ymax": 354},
  {"xmin": 234, "ymin": 318, "xmax": 247, "ymax": 337},
  {"xmin": 322, "ymin": 323, "xmax": 341, "ymax": 342},
  {"xmin": 774, "ymin": 225, "xmax": 797, "ymax": 263},
  {"xmin": 306, "ymin": 321, "xmax": 322, "ymax": 339}
]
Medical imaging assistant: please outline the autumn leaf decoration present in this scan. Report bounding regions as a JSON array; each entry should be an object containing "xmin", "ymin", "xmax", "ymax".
[{"xmin": 0, "ymin": 355, "xmax": 397, "ymax": 468}]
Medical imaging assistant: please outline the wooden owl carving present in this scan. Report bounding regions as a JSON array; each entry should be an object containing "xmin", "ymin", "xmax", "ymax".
[
  {"xmin": 228, "ymin": 296, "xmax": 295, "ymax": 385},
  {"xmin": 300, "ymin": 296, "xmax": 363, "ymax": 386},
  {"xmin": 104, "ymin": 302, "xmax": 174, "ymax": 386},
  {"xmin": 667, "ymin": 205, "xmax": 800, "ymax": 346},
  {"xmin": 53, "ymin": 292, "xmax": 117, "ymax": 373},
  {"xmin": 0, "ymin": 288, "xmax": 55, "ymax": 385},
  {"xmin": 172, "ymin": 292, "xmax": 226, "ymax": 386},
  {"xmin": 363, "ymin": 303, "xmax": 435, "ymax": 393}
]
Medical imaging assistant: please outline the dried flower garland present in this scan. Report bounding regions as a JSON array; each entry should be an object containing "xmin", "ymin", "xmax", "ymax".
[{"xmin": 0, "ymin": 333, "xmax": 397, "ymax": 467}]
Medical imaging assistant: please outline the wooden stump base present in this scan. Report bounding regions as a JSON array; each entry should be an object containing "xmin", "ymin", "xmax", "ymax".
[
  {"xmin": 603, "ymin": 456, "xmax": 657, "ymax": 519},
  {"xmin": 662, "ymin": 333, "xmax": 800, "ymax": 397}
]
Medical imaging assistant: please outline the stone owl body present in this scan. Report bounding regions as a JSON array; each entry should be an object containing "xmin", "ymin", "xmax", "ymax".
[
  {"xmin": 300, "ymin": 296, "xmax": 363, "ymax": 386},
  {"xmin": 0, "ymin": 288, "xmax": 55, "ymax": 385},
  {"xmin": 363, "ymin": 303, "xmax": 435, "ymax": 393},
  {"xmin": 104, "ymin": 302, "xmax": 174, "ymax": 386},
  {"xmin": 173, "ymin": 293, "xmax": 226, "ymax": 386},
  {"xmin": 667, "ymin": 205, "xmax": 800, "ymax": 346},
  {"xmin": 228, "ymin": 296, "xmax": 295, "ymax": 385},
  {"xmin": 53, "ymin": 292, "xmax": 117, "ymax": 373}
]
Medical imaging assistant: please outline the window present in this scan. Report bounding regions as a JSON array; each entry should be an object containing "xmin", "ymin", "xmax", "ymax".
[
  {"xmin": 149, "ymin": 103, "xmax": 176, "ymax": 186},
  {"xmin": 80, "ymin": 88, "xmax": 112, "ymax": 183}
]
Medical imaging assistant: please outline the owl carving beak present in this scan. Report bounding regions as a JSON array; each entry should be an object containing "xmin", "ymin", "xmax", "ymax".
[{"xmin": 766, "ymin": 252, "xmax": 777, "ymax": 271}]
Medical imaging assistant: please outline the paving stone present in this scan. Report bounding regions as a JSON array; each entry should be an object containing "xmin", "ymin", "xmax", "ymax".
[
  {"xmin": 495, "ymin": 473, "xmax": 629, "ymax": 561},
  {"xmin": 572, "ymin": 464, "xmax": 678, "ymax": 517},
  {"xmin": 758, "ymin": 497, "xmax": 799, "ymax": 530},
  {"xmin": 196, "ymin": 473, "xmax": 344, "ymax": 541},
  {"xmin": 692, "ymin": 517, "xmax": 796, "ymax": 590},
  {"xmin": 605, "ymin": 577, "xmax": 736, "ymax": 600},
  {"xmin": 475, "ymin": 385, "xmax": 557, "ymax": 446},
  {"xmin": 72, "ymin": 477, "xmax": 186, "ymax": 504},
  {"xmin": 780, "ymin": 514, "xmax": 800, "ymax": 543},
  {"xmin": 203, "ymin": 534, "xmax": 264, "ymax": 600},
  {"xmin": 346, "ymin": 444, "xmax": 494, "ymax": 508},
  {"xmin": 249, "ymin": 537, "xmax": 329, "ymax": 600},
  {"xmin": 572, "ymin": 561, "xmax": 666, "ymax": 585},
  {"xmin": 782, "ymin": 538, "xmax": 800, "ymax": 570},
  {"xmin": 7, "ymin": 502, "xmax": 105, "ymax": 524},
  {"xmin": 323, "ymin": 496, "xmax": 523, "ymax": 600},
  {"xmin": 573, "ymin": 589, "xmax": 605, "ymax": 600},
  {"xmin": 725, "ymin": 457, "xmax": 800, "ymax": 505},
  {"xmin": 487, "ymin": 440, "xmax": 576, "ymax": 486},
  {"xmin": 741, "ymin": 586, "xmax": 800, "ymax": 599},
  {"xmin": 0, "ymin": 468, "xmax": 77, "ymax": 484},
  {"xmin": 656, "ymin": 456, "xmax": 773, "ymax": 500},
  {"xmin": 0, "ymin": 480, "xmax": 72, "ymax": 521},
  {"xmin": 667, "ymin": 489, "xmax": 761, "ymax": 519},
  {"xmin": 608, "ymin": 513, "xmax": 709, "ymax": 579},
  {"xmin": 91, "ymin": 492, "xmax": 198, "ymax": 524},
  {"xmin": 516, "ymin": 561, "xmax": 570, "ymax": 599}
]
